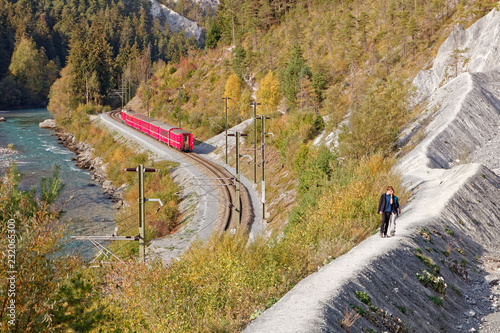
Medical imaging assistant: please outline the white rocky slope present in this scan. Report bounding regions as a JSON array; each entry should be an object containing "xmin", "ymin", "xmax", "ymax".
[
  {"xmin": 169, "ymin": 0, "xmax": 219, "ymax": 9},
  {"xmin": 150, "ymin": 0, "xmax": 203, "ymax": 40},
  {"xmin": 413, "ymin": 8, "xmax": 500, "ymax": 101},
  {"xmin": 244, "ymin": 8, "xmax": 500, "ymax": 333}
]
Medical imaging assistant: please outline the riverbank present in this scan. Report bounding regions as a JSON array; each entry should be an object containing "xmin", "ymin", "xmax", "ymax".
[
  {"xmin": 53, "ymin": 130, "xmax": 126, "ymax": 209},
  {"xmin": 0, "ymin": 109, "xmax": 117, "ymax": 254}
]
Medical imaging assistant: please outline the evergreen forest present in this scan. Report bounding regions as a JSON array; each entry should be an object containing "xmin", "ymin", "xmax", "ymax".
[{"xmin": 0, "ymin": 0, "xmax": 198, "ymax": 109}]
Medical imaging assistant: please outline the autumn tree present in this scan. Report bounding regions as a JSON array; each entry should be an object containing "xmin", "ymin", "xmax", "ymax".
[
  {"xmin": 0, "ymin": 165, "xmax": 85, "ymax": 331},
  {"xmin": 338, "ymin": 78, "xmax": 410, "ymax": 158},
  {"xmin": 8, "ymin": 36, "xmax": 58, "ymax": 105},
  {"xmin": 224, "ymin": 73, "xmax": 242, "ymax": 114},
  {"xmin": 257, "ymin": 70, "xmax": 282, "ymax": 115}
]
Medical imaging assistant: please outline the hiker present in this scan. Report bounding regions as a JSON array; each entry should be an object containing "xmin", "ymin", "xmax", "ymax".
[
  {"xmin": 388, "ymin": 189, "xmax": 401, "ymax": 237},
  {"xmin": 378, "ymin": 186, "xmax": 400, "ymax": 238}
]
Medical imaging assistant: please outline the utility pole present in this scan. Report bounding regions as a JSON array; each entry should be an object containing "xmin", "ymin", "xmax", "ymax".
[
  {"xmin": 221, "ymin": 97, "xmax": 231, "ymax": 164},
  {"xmin": 146, "ymin": 80, "xmax": 150, "ymax": 117},
  {"xmin": 227, "ymin": 132, "xmax": 249, "ymax": 226},
  {"xmin": 250, "ymin": 101, "xmax": 261, "ymax": 185},
  {"xmin": 177, "ymin": 86, "xmax": 183, "ymax": 128},
  {"xmin": 124, "ymin": 165, "xmax": 160, "ymax": 262},
  {"xmin": 235, "ymin": 132, "xmax": 241, "ymax": 226},
  {"xmin": 259, "ymin": 115, "xmax": 272, "ymax": 221},
  {"xmin": 121, "ymin": 77, "xmax": 124, "ymax": 110},
  {"xmin": 85, "ymin": 72, "xmax": 89, "ymax": 105}
]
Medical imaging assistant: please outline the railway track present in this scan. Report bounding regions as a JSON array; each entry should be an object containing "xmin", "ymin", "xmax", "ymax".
[{"xmin": 108, "ymin": 110, "xmax": 253, "ymax": 233}]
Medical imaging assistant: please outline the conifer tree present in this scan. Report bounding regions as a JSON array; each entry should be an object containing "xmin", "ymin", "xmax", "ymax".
[{"xmin": 281, "ymin": 43, "xmax": 311, "ymax": 110}]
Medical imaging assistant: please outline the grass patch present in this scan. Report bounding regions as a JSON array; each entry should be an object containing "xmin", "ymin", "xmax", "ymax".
[
  {"xmin": 351, "ymin": 291, "xmax": 409, "ymax": 333},
  {"xmin": 394, "ymin": 304, "xmax": 407, "ymax": 314},
  {"xmin": 427, "ymin": 295, "xmax": 444, "ymax": 306},
  {"xmin": 415, "ymin": 251, "xmax": 440, "ymax": 275}
]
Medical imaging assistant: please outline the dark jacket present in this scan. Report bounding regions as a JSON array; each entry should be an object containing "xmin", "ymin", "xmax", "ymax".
[{"xmin": 378, "ymin": 193, "xmax": 399, "ymax": 213}]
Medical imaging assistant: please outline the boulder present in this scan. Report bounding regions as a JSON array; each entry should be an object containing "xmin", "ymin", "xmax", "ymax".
[
  {"xmin": 0, "ymin": 117, "xmax": 5, "ymax": 121},
  {"xmin": 39, "ymin": 119, "xmax": 57, "ymax": 129}
]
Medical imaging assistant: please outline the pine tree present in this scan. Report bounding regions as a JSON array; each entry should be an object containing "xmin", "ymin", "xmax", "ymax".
[
  {"xmin": 205, "ymin": 18, "xmax": 221, "ymax": 49},
  {"xmin": 281, "ymin": 43, "xmax": 311, "ymax": 110}
]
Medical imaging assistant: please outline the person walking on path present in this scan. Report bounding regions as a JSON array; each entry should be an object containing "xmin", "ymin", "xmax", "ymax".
[
  {"xmin": 388, "ymin": 190, "xmax": 401, "ymax": 237},
  {"xmin": 378, "ymin": 186, "xmax": 400, "ymax": 238}
]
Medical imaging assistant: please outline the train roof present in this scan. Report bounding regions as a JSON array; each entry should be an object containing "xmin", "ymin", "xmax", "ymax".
[
  {"xmin": 122, "ymin": 109, "xmax": 136, "ymax": 116},
  {"xmin": 159, "ymin": 123, "xmax": 178, "ymax": 131},
  {"xmin": 134, "ymin": 114, "xmax": 155, "ymax": 123},
  {"xmin": 172, "ymin": 128, "xmax": 191, "ymax": 135},
  {"xmin": 150, "ymin": 120, "xmax": 165, "ymax": 127}
]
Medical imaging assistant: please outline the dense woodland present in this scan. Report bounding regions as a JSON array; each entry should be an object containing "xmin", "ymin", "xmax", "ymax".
[
  {"xmin": 0, "ymin": 0, "xmax": 198, "ymax": 109},
  {"xmin": 1, "ymin": 0, "xmax": 499, "ymax": 332}
]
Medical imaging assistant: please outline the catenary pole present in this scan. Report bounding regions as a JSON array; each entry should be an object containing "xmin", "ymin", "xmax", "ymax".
[
  {"xmin": 250, "ymin": 101, "xmax": 261, "ymax": 184},
  {"xmin": 222, "ymin": 97, "xmax": 231, "ymax": 164},
  {"xmin": 138, "ymin": 164, "xmax": 145, "ymax": 261},
  {"xmin": 178, "ymin": 87, "xmax": 182, "ymax": 128},
  {"xmin": 124, "ymin": 165, "xmax": 159, "ymax": 262},
  {"xmin": 235, "ymin": 132, "xmax": 241, "ymax": 225},
  {"xmin": 261, "ymin": 116, "xmax": 266, "ymax": 220}
]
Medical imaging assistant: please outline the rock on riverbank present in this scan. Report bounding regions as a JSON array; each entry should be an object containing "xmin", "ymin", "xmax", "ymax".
[
  {"xmin": 56, "ymin": 131, "xmax": 125, "ymax": 209},
  {"xmin": 39, "ymin": 119, "xmax": 57, "ymax": 129}
]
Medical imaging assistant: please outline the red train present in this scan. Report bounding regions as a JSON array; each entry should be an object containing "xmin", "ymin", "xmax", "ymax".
[{"xmin": 120, "ymin": 109, "xmax": 194, "ymax": 151}]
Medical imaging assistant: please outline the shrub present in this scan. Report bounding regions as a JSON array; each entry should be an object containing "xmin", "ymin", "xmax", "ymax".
[
  {"xmin": 416, "ymin": 270, "xmax": 447, "ymax": 295},
  {"xmin": 355, "ymin": 291, "xmax": 371, "ymax": 305},
  {"xmin": 444, "ymin": 225, "xmax": 454, "ymax": 236}
]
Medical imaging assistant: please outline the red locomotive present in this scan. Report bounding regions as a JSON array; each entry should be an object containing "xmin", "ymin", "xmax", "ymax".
[{"xmin": 120, "ymin": 109, "xmax": 194, "ymax": 151}]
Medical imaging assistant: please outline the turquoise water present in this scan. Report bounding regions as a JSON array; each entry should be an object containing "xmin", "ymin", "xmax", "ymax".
[{"xmin": 0, "ymin": 108, "xmax": 116, "ymax": 258}]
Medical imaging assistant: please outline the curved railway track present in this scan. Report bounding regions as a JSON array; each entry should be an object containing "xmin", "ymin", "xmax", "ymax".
[{"xmin": 108, "ymin": 110, "xmax": 253, "ymax": 233}]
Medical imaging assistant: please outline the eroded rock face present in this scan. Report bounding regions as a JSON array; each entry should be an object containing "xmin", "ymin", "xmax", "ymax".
[
  {"xmin": 149, "ymin": 0, "xmax": 203, "ymax": 40},
  {"xmin": 413, "ymin": 8, "xmax": 500, "ymax": 102}
]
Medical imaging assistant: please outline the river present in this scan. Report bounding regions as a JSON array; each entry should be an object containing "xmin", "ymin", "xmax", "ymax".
[{"xmin": 0, "ymin": 108, "xmax": 116, "ymax": 259}]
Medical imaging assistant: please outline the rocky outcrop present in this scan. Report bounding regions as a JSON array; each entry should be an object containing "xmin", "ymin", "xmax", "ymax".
[
  {"xmin": 56, "ymin": 132, "xmax": 125, "ymax": 208},
  {"xmin": 150, "ymin": 0, "xmax": 203, "ymax": 41},
  {"xmin": 413, "ymin": 8, "xmax": 500, "ymax": 102}
]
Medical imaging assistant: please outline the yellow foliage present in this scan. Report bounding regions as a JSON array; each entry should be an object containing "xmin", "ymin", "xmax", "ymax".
[
  {"xmin": 224, "ymin": 74, "xmax": 242, "ymax": 110},
  {"xmin": 257, "ymin": 71, "xmax": 282, "ymax": 115}
]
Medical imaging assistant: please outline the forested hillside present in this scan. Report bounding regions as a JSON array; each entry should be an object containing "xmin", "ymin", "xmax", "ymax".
[{"xmin": 0, "ymin": 0, "xmax": 198, "ymax": 109}]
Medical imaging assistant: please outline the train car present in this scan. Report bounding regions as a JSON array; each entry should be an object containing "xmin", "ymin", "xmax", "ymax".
[
  {"xmin": 159, "ymin": 124, "xmax": 194, "ymax": 151},
  {"xmin": 120, "ymin": 109, "xmax": 194, "ymax": 152},
  {"xmin": 121, "ymin": 109, "xmax": 136, "ymax": 127}
]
